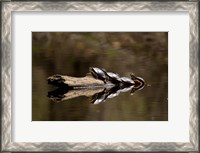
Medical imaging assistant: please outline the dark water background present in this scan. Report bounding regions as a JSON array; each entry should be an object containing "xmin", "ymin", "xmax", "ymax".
[{"xmin": 32, "ymin": 32, "xmax": 168, "ymax": 121}]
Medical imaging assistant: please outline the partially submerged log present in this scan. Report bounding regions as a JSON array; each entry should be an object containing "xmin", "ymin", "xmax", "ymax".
[{"xmin": 47, "ymin": 67, "xmax": 145, "ymax": 89}]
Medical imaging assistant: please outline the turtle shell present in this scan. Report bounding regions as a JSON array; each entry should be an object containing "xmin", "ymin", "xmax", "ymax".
[
  {"xmin": 89, "ymin": 67, "xmax": 107, "ymax": 83},
  {"xmin": 120, "ymin": 77, "xmax": 135, "ymax": 85},
  {"xmin": 106, "ymin": 72, "xmax": 121, "ymax": 84}
]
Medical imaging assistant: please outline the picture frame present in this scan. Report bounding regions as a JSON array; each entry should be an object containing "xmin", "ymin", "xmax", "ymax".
[{"xmin": 1, "ymin": 1, "xmax": 199, "ymax": 152}]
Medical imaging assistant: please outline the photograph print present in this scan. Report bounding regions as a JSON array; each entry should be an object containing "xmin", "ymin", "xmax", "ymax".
[{"xmin": 32, "ymin": 32, "xmax": 168, "ymax": 121}]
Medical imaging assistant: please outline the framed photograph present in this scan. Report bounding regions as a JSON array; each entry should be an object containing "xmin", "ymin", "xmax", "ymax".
[{"xmin": 1, "ymin": 1, "xmax": 199, "ymax": 152}]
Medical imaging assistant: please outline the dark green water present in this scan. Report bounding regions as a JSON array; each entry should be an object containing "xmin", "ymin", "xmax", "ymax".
[{"xmin": 32, "ymin": 32, "xmax": 168, "ymax": 121}]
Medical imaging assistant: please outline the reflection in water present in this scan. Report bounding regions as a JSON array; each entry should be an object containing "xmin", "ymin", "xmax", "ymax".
[{"xmin": 48, "ymin": 83, "xmax": 145, "ymax": 104}]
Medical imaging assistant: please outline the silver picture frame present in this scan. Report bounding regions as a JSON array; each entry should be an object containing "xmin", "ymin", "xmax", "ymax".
[{"xmin": 1, "ymin": 1, "xmax": 199, "ymax": 152}]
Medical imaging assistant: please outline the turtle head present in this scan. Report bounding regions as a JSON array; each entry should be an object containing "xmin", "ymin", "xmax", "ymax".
[
  {"xmin": 89, "ymin": 67, "xmax": 102, "ymax": 79},
  {"xmin": 89, "ymin": 67, "xmax": 96, "ymax": 75},
  {"xmin": 130, "ymin": 73, "xmax": 145, "ymax": 89}
]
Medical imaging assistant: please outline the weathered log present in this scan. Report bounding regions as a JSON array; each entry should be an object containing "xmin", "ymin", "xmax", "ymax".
[
  {"xmin": 47, "ymin": 67, "xmax": 145, "ymax": 89},
  {"xmin": 48, "ymin": 74, "xmax": 106, "ymax": 87}
]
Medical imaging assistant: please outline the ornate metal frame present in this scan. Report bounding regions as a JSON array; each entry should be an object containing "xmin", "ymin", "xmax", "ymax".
[{"xmin": 1, "ymin": 1, "xmax": 199, "ymax": 152}]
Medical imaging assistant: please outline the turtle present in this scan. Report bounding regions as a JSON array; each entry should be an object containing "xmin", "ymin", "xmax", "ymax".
[
  {"xmin": 130, "ymin": 73, "xmax": 145, "ymax": 88},
  {"xmin": 106, "ymin": 72, "xmax": 121, "ymax": 84},
  {"xmin": 89, "ymin": 67, "xmax": 108, "ymax": 83},
  {"xmin": 120, "ymin": 77, "xmax": 135, "ymax": 85}
]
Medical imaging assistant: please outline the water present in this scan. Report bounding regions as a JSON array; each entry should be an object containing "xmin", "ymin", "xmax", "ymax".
[{"xmin": 32, "ymin": 32, "xmax": 168, "ymax": 121}]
